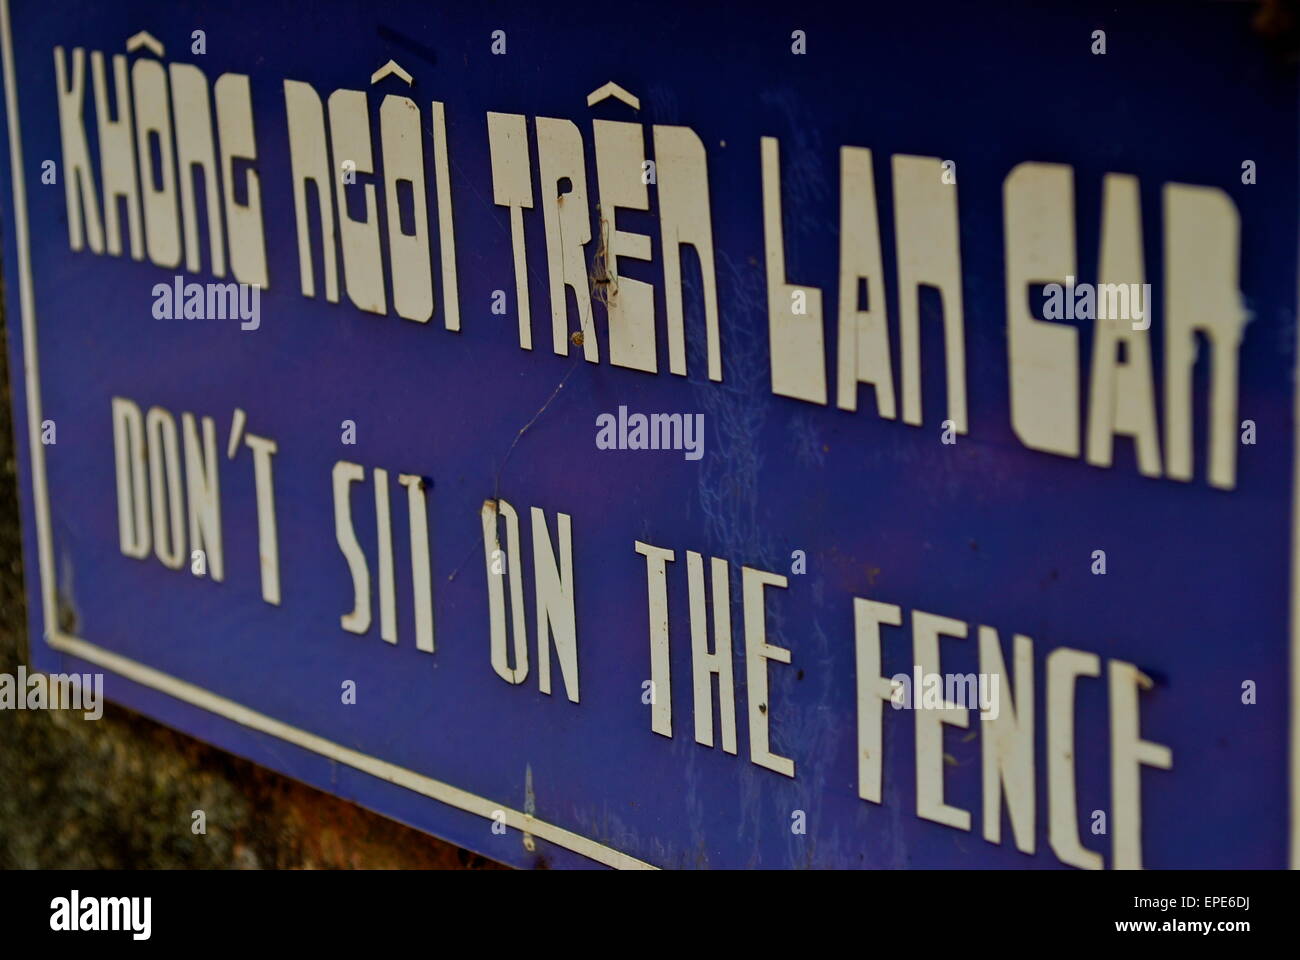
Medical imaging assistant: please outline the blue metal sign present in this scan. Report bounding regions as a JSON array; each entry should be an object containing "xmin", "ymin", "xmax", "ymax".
[{"xmin": 0, "ymin": 0, "xmax": 1295, "ymax": 869}]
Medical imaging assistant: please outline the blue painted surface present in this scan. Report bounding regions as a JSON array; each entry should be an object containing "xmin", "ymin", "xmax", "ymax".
[{"xmin": 0, "ymin": 0, "xmax": 1295, "ymax": 868}]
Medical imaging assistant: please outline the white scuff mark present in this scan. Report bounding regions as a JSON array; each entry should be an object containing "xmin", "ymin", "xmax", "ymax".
[{"xmin": 523, "ymin": 764, "xmax": 536, "ymax": 852}]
